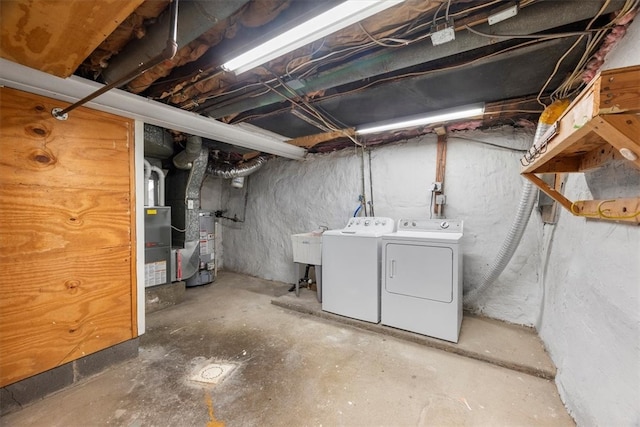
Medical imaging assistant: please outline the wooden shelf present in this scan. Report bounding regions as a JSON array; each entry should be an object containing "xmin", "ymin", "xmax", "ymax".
[{"xmin": 521, "ymin": 65, "xmax": 640, "ymax": 223}]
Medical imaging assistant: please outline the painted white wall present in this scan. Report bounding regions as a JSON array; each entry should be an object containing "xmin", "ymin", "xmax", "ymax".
[
  {"xmin": 208, "ymin": 17, "xmax": 640, "ymax": 425},
  {"xmin": 537, "ymin": 17, "xmax": 640, "ymax": 426},
  {"xmin": 215, "ymin": 127, "xmax": 543, "ymax": 325}
]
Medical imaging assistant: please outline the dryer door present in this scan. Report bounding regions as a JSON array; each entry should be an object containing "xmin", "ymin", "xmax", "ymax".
[{"xmin": 385, "ymin": 243, "xmax": 453, "ymax": 303}]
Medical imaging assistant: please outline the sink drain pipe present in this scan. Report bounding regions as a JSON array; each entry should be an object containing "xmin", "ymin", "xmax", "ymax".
[{"xmin": 464, "ymin": 100, "xmax": 569, "ymax": 305}]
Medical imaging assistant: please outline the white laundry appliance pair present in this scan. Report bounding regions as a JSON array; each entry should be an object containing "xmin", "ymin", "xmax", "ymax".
[{"xmin": 321, "ymin": 217, "xmax": 463, "ymax": 343}]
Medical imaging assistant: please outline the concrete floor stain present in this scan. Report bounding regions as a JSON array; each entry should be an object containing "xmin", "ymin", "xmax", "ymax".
[{"xmin": 205, "ymin": 390, "xmax": 224, "ymax": 427}]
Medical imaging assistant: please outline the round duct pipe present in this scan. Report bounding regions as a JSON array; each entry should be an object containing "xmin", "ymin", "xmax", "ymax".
[
  {"xmin": 173, "ymin": 135, "xmax": 203, "ymax": 170},
  {"xmin": 206, "ymin": 155, "xmax": 268, "ymax": 179}
]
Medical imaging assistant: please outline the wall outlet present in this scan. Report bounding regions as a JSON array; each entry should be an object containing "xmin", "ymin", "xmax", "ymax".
[
  {"xmin": 431, "ymin": 182, "xmax": 442, "ymax": 192},
  {"xmin": 187, "ymin": 199, "xmax": 194, "ymax": 210},
  {"xmin": 435, "ymin": 194, "xmax": 446, "ymax": 205}
]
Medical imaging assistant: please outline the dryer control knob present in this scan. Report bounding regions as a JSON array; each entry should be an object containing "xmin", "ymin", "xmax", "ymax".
[
  {"xmin": 403, "ymin": 221, "xmax": 409, "ymax": 226},
  {"xmin": 365, "ymin": 220, "xmax": 371, "ymax": 226},
  {"xmin": 440, "ymin": 221, "xmax": 450, "ymax": 229}
]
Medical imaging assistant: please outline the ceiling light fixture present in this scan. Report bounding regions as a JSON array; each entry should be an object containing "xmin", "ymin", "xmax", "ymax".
[
  {"xmin": 356, "ymin": 104, "xmax": 485, "ymax": 135},
  {"xmin": 221, "ymin": 0, "xmax": 404, "ymax": 75}
]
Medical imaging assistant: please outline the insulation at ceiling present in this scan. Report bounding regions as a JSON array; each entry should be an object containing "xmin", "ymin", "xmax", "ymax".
[
  {"xmin": 0, "ymin": 0, "xmax": 145, "ymax": 77},
  {"xmin": 123, "ymin": 0, "xmax": 292, "ymax": 94},
  {"xmin": 163, "ymin": 0, "xmax": 441, "ymax": 106},
  {"xmin": 82, "ymin": 0, "xmax": 171, "ymax": 75}
]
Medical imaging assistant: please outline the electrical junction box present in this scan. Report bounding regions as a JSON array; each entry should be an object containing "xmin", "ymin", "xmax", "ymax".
[{"xmin": 431, "ymin": 20, "xmax": 455, "ymax": 46}]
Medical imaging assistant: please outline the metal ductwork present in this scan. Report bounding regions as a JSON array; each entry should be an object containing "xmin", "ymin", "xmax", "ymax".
[
  {"xmin": 206, "ymin": 155, "xmax": 268, "ymax": 179},
  {"xmin": 103, "ymin": 0, "xmax": 250, "ymax": 85},
  {"xmin": 173, "ymin": 135, "xmax": 203, "ymax": 170},
  {"xmin": 144, "ymin": 124, "xmax": 175, "ymax": 159},
  {"xmin": 166, "ymin": 147, "xmax": 210, "ymax": 281}
]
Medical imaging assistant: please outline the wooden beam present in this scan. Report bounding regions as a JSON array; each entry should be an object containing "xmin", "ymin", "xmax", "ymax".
[
  {"xmin": 596, "ymin": 114, "xmax": 640, "ymax": 169},
  {"xmin": 522, "ymin": 173, "xmax": 573, "ymax": 212},
  {"xmin": 434, "ymin": 133, "xmax": 447, "ymax": 217},
  {"xmin": 598, "ymin": 65, "xmax": 640, "ymax": 114},
  {"xmin": 528, "ymin": 156, "xmax": 582, "ymax": 173},
  {"xmin": 287, "ymin": 128, "xmax": 356, "ymax": 148},
  {"xmin": 0, "ymin": 0, "xmax": 145, "ymax": 77},
  {"xmin": 572, "ymin": 198, "xmax": 640, "ymax": 223},
  {"xmin": 580, "ymin": 143, "xmax": 623, "ymax": 171}
]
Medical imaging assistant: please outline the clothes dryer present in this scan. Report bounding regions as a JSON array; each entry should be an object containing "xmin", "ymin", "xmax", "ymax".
[
  {"xmin": 322, "ymin": 217, "xmax": 395, "ymax": 323},
  {"xmin": 381, "ymin": 219, "xmax": 463, "ymax": 342}
]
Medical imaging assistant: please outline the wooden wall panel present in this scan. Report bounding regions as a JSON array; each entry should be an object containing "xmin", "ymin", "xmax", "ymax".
[{"xmin": 0, "ymin": 87, "xmax": 137, "ymax": 387}]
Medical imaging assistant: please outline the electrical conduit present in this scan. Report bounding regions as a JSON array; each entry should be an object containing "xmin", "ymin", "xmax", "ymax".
[{"xmin": 464, "ymin": 99, "xmax": 569, "ymax": 305}]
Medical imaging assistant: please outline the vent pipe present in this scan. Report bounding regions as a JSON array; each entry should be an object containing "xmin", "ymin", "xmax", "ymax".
[
  {"xmin": 206, "ymin": 155, "xmax": 268, "ymax": 179},
  {"xmin": 173, "ymin": 135, "xmax": 203, "ymax": 170}
]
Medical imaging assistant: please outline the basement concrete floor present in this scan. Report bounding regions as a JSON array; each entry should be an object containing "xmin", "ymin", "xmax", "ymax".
[{"xmin": 2, "ymin": 271, "xmax": 574, "ymax": 426}]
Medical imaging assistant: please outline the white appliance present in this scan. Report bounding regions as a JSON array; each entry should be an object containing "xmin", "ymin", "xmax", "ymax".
[
  {"xmin": 322, "ymin": 217, "xmax": 395, "ymax": 323},
  {"xmin": 381, "ymin": 219, "xmax": 464, "ymax": 342}
]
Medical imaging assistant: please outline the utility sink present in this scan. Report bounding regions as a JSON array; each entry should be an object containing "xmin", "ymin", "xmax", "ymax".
[{"xmin": 291, "ymin": 232, "xmax": 323, "ymax": 265}]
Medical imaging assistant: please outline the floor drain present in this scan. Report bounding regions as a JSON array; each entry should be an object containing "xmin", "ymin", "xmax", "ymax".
[{"xmin": 190, "ymin": 362, "xmax": 237, "ymax": 385}]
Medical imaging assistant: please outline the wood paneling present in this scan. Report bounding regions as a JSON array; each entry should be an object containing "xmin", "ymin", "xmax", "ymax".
[
  {"xmin": 0, "ymin": 0, "xmax": 145, "ymax": 77},
  {"xmin": 0, "ymin": 87, "xmax": 137, "ymax": 387}
]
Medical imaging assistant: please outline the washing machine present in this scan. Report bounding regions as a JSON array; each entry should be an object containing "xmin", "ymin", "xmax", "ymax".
[
  {"xmin": 322, "ymin": 217, "xmax": 395, "ymax": 323},
  {"xmin": 381, "ymin": 219, "xmax": 463, "ymax": 342}
]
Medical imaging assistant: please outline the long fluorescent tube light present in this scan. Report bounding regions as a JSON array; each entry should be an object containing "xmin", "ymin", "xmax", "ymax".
[
  {"xmin": 0, "ymin": 58, "xmax": 306, "ymax": 160},
  {"xmin": 222, "ymin": 0, "xmax": 404, "ymax": 75},
  {"xmin": 356, "ymin": 104, "xmax": 485, "ymax": 135}
]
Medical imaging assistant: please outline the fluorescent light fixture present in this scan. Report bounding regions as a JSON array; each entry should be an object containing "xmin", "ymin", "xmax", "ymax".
[
  {"xmin": 0, "ymin": 58, "xmax": 306, "ymax": 160},
  {"xmin": 488, "ymin": 1, "xmax": 519, "ymax": 25},
  {"xmin": 222, "ymin": 0, "xmax": 404, "ymax": 75},
  {"xmin": 356, "ymin": 104, "xmax": 485, "ymax": 135}
]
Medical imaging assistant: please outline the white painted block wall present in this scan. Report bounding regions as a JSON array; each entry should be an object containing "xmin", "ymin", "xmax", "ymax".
[
  {"xmin": 537, "ymin": 18, "xmax": 640, "ymax": 426},
  {"xmin": 205, "ymin": 18, "xmax": 640, "ymax": 425},
  {"xmin": 216, "ymin": 128, "xmax": 543, "ymax": 325}
]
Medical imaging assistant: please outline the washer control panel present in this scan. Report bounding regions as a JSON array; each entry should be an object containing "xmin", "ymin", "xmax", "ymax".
[
  {"xmin": 397, "ymin": 219, "xmax": 463, "ymax": 233},
  {"xmin": 344, "ymin": 217, "xmax": 395, "ymax": 233}
]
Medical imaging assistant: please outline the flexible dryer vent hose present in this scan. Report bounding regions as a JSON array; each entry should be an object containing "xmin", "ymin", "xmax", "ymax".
[{"xmin": 464, "ymin": 99, "xmax": 569, "ymax": 305}]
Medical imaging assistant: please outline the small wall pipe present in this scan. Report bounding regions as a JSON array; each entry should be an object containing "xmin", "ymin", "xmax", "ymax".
[{"xmin": 173, "ymin": 135, "xmax": 203, "ymax": 170}]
